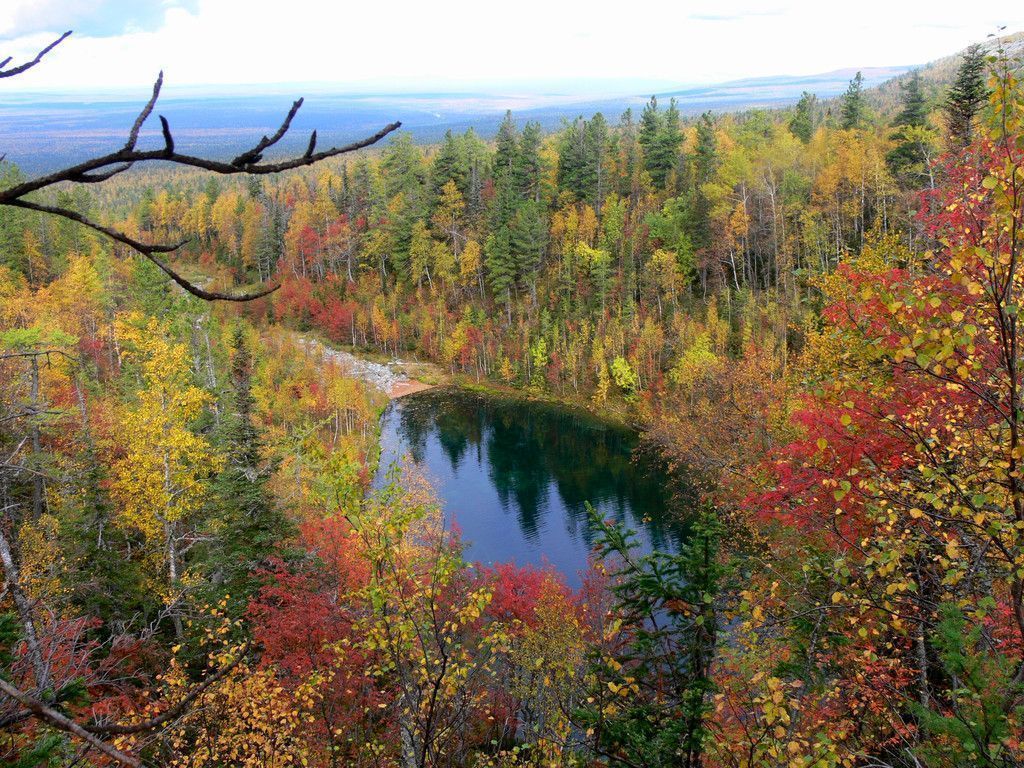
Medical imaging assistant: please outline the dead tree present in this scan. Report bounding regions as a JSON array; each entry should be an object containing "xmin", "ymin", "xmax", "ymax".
[
  {"xmin": 0, "ymin": 31, "xmax": 401, "ymax": 302},
  {"xmin": 0, "ymin": 30, "xmax": 399, "ymax": 766}
]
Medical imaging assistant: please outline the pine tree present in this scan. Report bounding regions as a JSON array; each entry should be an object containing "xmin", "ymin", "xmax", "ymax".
[
  {"xmin": 840, "ymin": 71, "xmax": 867, "ymax": 130},
  {"xmin": 788, "ymin": 91, "xmax": 817, "ymax": 143},
  {"xmin": 639, "ymin": 96, "xmax": 682, "ymax": 189},
  {"xmin": 381, "ymin": 133, "xmax": 428, "ymax": 280},
  {"xmin": 614, "ymin": 108, "xmax": 642, "ymax": 198},
  {"xmin": 585, "ymin": 113, "xmax": 610, "ymax": 209},
  {"xmin": 556, "ymin": 117, "xmax": 588, "ymax": 202},
  {"xmin": 944, "ymin": 44, "xmax": 988, "ymax": 149}
]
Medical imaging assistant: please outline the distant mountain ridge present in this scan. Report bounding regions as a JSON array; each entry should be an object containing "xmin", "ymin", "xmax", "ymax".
[{"xmin": 0, "ymin": 36, "xmax": 1016, "ymax": 174}]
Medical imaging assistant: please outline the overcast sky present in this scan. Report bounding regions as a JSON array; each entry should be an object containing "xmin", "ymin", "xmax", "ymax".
[{"xmin": 1, "ymin": 0, "xmax": 1021, "ymax": 94}]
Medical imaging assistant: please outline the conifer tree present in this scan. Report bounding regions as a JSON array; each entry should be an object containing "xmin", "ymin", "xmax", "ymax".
[
  {"xmin": 840, "ymin": 71, "xmax": 867, "ymax": 129},
  {"xmin": 516, "ymin": 121, "xmax": 544, "ymax": 202},
  {"xmin": 887, "ymin": 70, "xmax": 937, "ymax": 187},
  {"xmin": 893, "ymin": 70, "xmax": 927, "ymax": 128},
  {"xmin": 212, "ymin": 327, "xmax": 289, "ymax": 606},
  {"xmin": 788, "ymin": 91, "xmax": 817, "ymax": 143},
  {"xmin": 430, "ymin": 130, "xmax": 466, "ymax": 198},
  {"xmin": 485, "ymin": 227, "xmax": 515, "ymax": 320},
  {"xmin": 651, "ymin": 98, "xmax": 683, "ymax": 190},
  {"xmin": 510, "ymin": 200, "xmax": 547, "ymax": 298},
  {"xmin": 944, "ymin": 44, "xmax": 988, "ymax": 149},
  {"xmin": 493, "ymin": 110, "xmax": 520, "ymax": 182},
  {"xmin": 639, "ymin": 95, "xmax": 662, "ymax": 160},
  {"xmin": 557, "ymin": 117, "xmax": 589, "ymax": 203},
  {"xmin": 692, "ymin": 112, "xmax": 718, "ymax": 251}
]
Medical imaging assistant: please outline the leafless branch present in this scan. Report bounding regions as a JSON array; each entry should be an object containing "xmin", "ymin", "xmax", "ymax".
[
  {"xmin": 4, "ymin": 198, "xmax": 276, "ymax": 301},
  {"xmin": 126, "ymin": 72, "xmax": 163, "ymax": 151},
  {"xmin": 0, "ymin": 42, "xmax": 401, "ymax": 302},
  {"xmin": 231, "ymin": 97, "xmax": 304, "ymax": 165},
  {"xmin": 0, "ymin": 678, "xmax": 140, "ymax": 767},
  {"xmin": 87, "ymin": 641, "xmax": 251, "ymax": 736},
  {"xmin": 0, "ymin": 31, "xmax": 71, "ymax": 79}
]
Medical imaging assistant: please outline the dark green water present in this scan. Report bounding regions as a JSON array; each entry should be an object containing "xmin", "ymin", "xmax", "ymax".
[{"xmin": 375, "ymin": 387, "xmax": 686, "ymax": 586}]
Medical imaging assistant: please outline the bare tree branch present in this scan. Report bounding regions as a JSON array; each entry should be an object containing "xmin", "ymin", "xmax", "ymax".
[
  {"xmin": 126, "ymin": 72, "xmax": 163, "ymax": 151},
  {"xmin": 231, "ymin": 97, "xmax": 304, "ymax": 165},
  {"xmin": 0, "ymin": 678, "xmax": 140, "ymax": 767},
  {"xmin": 4, "ymin": 198, "xmax": 278, "ymax": 301},
  {"xmin": 86, "ymin": 641, "xmax": 251, "ymax": 736},
  {"xmin": 0, "ymin": 46, "xmax": 401, "ymax": 302},
  {"xmin": 0, "ymin": 31, "xmax": 71, "ymax": 79}
]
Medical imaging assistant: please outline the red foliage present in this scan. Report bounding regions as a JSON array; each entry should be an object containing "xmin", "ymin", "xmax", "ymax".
[{"xmin": 247, "ymin": 516, "xmax": 388, "ymax": 760}]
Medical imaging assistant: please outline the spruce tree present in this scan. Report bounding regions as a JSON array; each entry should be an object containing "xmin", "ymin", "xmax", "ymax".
[
  {"xmin": 556, "ymin": 117, "xmax": 588, "ymax": 202},
  {"xmin": 615, "ymin": 108, "xmax": 641, "ymax": 198},
  {"xmin": 893, "ymin": 70, "xmax": 927, "ymax": 128},
  {"xmin": 887, "ymin": 70, "xmax": 936, "ymax": 187},
  {"xmin": 788, "ymin": 91, "xmax": 817, "ymax": 143},
  {"xmin": 585, "ymin": 112, "xmax": 610, "ymax": 208},
  {"xmin": 430, "ymin": 130, "xmax": 467, "ymax": 198},
  {"xmin": 651, "ymin": 98, "xmax": 683, "ymax": 190},
  {"xmin": 493, "ymin": 110, "xmax": 520, "ymax": 182},
  {"xmin": 691, "ymin": 112, "xmax": 718, "ymax": 251},
  {"xmin": 485, "ymin": 226, "xmax": 515, "ymax": 319},
  {"xmin": 639, "ymin": 96, "xmax": 662, "ymax": 157},
  {"xmin": 510, "ymin": 200, "xmax": 547, "ymax": 296},
  {"xmin": 212, "ymin": 327, "xmax": 290, "ymax": 608},
  {"xmin": 840, "ymin": 71, "xmax": 867, "ymax": 130},
  {"xmin": 944, "ymin": 44, "xmax": 988, "ymax": 149},
  {"xmin": 515, "ymin": 121, "xmax": 543, "ymax": 202},
  {"xmin": 381, "ymin": 133, "xmax": 428, "ymax": 281}
]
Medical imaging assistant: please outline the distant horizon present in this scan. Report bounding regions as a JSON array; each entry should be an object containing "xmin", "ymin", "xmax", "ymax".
[
  {"xmin": 1, "ymin": 0, "xmax": 1019, "ymax": 94},
  {"xmin": 0, "ymin": 63, "xmax": 916, "ymax": 102},
  {"xmin": 0, "ymin": 61, "xmax": 912, "ymax": 175}
]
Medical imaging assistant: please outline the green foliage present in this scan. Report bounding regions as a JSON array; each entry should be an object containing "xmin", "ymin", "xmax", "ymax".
[
  {"xmin": 944, "ymin": 43, "xmax": 989, "ymax": 148},
  {"xmin": 609, "ymin": 356, "xmax": 639, "ymax": 398},
  {"xmin": 887, "ymin": 70, "xmax": 938, "ymax": 185},
  {"xmin": 910, "ymin": 602, "xmax": 1024, "ymax": 766},
  {"xmin": 638, "ymin": 97, "xmax": 684, "ymax": 190},
  {"xmin": 582, "ymin": 506, "xmax": 725, "ymax": 768},
  {"xmin": 210, "ymin": 326, "xmax": 291, "ymax": 608},
  {"xmin": 646, "ymin": 197, "xmax": 697, "ymax": 283},
  {"xmin": 893, "ymin": 70, "xmax": 928, "ymax": 128},
  {"xmin": 840, "ymin": 71, "xmax": 868, "ymax": 129},
  {"xmin": 789, "ymin": 91, "xmax": 817, "ymax": 143}
]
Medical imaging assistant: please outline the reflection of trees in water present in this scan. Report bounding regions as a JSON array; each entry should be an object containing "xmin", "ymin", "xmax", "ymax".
[
  {"xmin": 393, "ymin": 388, "xmax": 688, "ymax": 552},
  {"xmin": 394, "ymin": 398, "xmax": 433, "ymax": 465},
  {"xmin": 485, "ymin": 409, "xmax": 551, "ymax": 541}
]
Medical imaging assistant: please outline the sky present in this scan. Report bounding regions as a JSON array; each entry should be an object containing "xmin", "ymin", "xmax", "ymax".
[{"xmin": 1, "ymin": 0, "xmax": 1022, "ymax": 95}]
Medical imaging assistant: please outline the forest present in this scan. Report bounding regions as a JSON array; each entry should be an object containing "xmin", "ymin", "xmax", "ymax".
[{"xmin": 2, "ymin": 26, "xmax": 1024, "ymax": 768}]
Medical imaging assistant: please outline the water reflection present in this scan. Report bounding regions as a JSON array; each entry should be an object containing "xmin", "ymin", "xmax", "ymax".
[{"xmin": 375, "ymin": 387, "xmax": 688, "ymax": 586}]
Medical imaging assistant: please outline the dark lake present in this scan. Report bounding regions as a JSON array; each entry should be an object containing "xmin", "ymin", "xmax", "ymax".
[{"xmin": 374, "ymin": 387, "xmax": 687, "ymax": 587}]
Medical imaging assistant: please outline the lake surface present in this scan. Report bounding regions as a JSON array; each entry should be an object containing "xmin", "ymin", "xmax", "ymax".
[{"xmin": 375, "ymin": 387, "xmax": 687, "ymax": 586}]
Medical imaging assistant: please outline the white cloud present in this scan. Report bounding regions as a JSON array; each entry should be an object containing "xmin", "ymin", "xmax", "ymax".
[{"xmin": 0, "ymin": 0, "xmax": 1020, "ymax": 94}]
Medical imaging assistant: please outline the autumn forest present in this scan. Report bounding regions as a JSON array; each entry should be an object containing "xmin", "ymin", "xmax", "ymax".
[{"xmin": 2, "ymin": 20, "xmax": 1024, "ymax": 768}]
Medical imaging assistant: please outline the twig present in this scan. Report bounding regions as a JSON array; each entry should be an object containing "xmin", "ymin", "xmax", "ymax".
[
  {"xmin": 0, "ymin": 678, "xmax": 140, "ymax": 767},
  {"xmin": 0, "ymin": 31, "xmax": 71, "ymax": 79}
]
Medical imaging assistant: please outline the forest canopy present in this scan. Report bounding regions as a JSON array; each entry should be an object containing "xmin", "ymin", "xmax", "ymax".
[{"xmin": 2, "ymin": 25, "xmax": 1024, "ymax": 768}]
